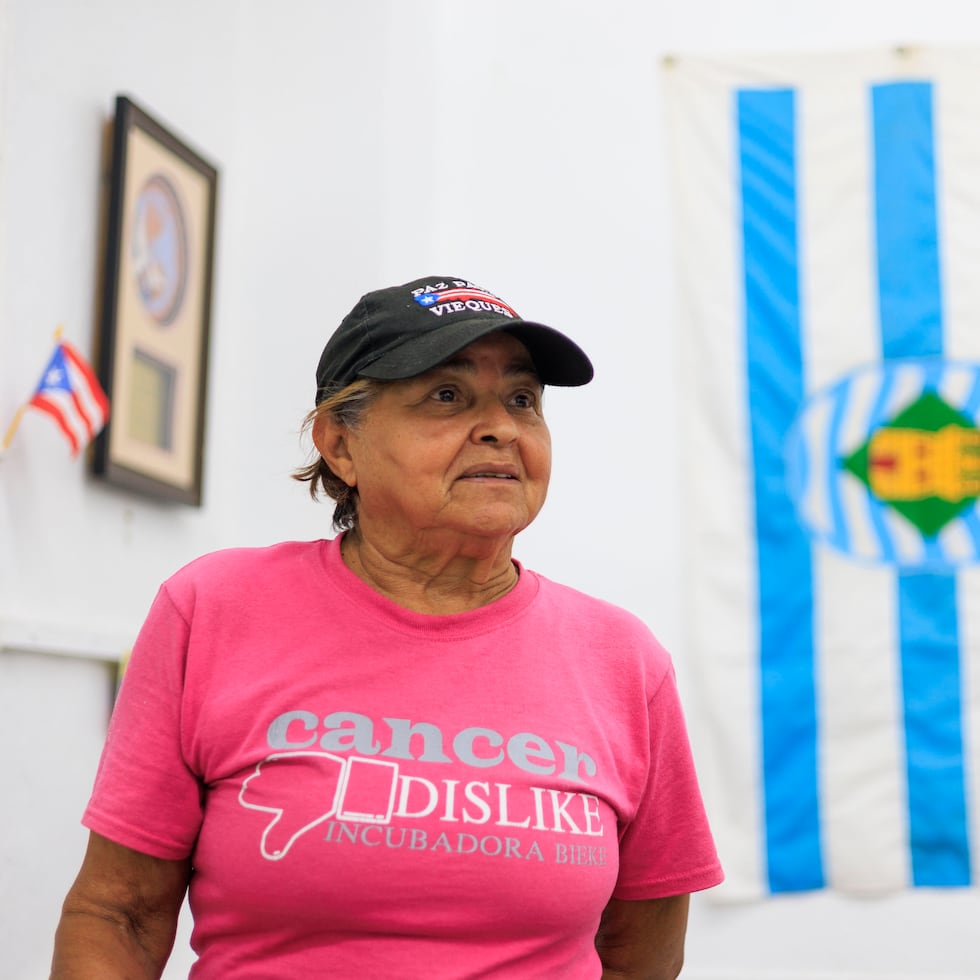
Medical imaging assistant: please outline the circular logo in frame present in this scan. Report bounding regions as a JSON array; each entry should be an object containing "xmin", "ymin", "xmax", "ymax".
[{"xmin": 130, "ymin": 173, "xmax": 188, "ymax": 326}]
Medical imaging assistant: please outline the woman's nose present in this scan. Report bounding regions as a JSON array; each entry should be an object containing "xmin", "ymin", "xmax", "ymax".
[{"xmin": 471, "ymin": 397, "xmax": 519, "ymax": 444}]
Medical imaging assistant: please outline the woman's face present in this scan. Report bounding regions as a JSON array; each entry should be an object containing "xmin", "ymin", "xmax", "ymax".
[{"xmin": 340, "ymin": 332, "xmax": 552, "ymax": 545}]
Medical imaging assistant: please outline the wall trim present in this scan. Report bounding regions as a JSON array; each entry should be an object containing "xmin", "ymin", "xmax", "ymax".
[{"xmin": 0, "ymin": 615, "xmax": 131, "ymax": 663}]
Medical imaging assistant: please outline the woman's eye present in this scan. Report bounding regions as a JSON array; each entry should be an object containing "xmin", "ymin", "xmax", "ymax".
[{"xmin": 434, "ymin": 387, "xmax": 457, "ymax": 403}]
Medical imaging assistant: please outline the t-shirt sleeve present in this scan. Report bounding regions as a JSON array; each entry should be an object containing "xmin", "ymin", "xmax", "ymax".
[
  {"xmin": 82, "ymin": 584, "xmax": 204, "ymax": 860},
  {"xmin": 612, "ymin": 665, "xmax": 724, "ymax": 900}
]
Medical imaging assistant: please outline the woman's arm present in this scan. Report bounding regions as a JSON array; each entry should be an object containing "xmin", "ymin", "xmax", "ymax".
[
  {"xmin": 595, "ymin": 894, "xmax": 690, "ymax": 980},
  {"xmin": 51, "ymin": 831, "xmax": 191, "ymax": 979}
]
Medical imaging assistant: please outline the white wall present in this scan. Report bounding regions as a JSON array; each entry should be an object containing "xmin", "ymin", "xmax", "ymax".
[{"xmin": 2, "ymin": 1, "xmax": 979, "ymax": 977}]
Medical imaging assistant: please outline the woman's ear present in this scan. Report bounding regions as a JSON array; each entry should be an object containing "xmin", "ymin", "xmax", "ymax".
[{"xmin": 313, "ymin": 415, "xmax": 357, "ymax": 487}]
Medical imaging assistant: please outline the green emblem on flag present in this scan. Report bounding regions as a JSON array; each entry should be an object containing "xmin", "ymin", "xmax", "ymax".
[{"xmin": 841, "ymin": 390, "xmax": 980, "ymax": 537}]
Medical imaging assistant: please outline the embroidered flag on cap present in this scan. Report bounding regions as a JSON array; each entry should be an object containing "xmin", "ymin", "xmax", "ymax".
[
  {"xmin": 413, "ymin": 286, "xmax": 519, "ymax": 318},
  {"xmin": 26, "ymin": 339, "xmax": 110, "ymax": 456},
  {"xmin": 663, "ymin": 45, "xmax": 980, "ymax": 899}
]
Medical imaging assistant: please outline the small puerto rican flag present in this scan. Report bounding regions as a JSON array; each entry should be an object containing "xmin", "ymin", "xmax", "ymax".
[{"xmin": 27, "ymin": 340, "xmax": 110, "ymax": 456}]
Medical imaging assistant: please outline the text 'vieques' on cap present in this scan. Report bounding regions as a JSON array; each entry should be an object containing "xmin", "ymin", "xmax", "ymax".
[{"xmin": 315, "ymin": 276, "xmax": 594, "ymax": 403}]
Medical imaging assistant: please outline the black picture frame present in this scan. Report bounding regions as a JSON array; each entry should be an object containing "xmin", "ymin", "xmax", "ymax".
[{"xmin": 92, "ymin": 95, "xmax": 218, "ymax": 506}]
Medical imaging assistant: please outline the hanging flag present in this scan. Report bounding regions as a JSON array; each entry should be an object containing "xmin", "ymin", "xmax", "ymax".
[
  {"xmin": 5, "ymin": 336, "xmax": 110, "ymax": 456},
  {"xmin": 663, "ymin": 46, "xmax": 980, "ymax": 899}
]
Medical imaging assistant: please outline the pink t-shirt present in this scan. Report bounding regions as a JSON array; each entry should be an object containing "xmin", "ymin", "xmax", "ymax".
[{"xmin": 84, "ymin": 538, "xmax": 722, "ymax": 977}]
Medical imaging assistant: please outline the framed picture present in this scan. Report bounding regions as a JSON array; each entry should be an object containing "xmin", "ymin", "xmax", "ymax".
[{"xmin": 92, "ymin": 95, "xmax": 218, "ymax": 505}]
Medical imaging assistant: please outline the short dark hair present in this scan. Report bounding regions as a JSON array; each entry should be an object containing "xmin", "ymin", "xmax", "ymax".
[{"xmin": 293, "ymin": 379, "xmax": 384, "ymax": 531}]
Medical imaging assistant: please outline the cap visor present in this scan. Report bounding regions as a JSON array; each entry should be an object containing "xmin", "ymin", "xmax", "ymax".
[{"xmin": 358, "ymin": 318, "xmax": 593, "ymax": 386}]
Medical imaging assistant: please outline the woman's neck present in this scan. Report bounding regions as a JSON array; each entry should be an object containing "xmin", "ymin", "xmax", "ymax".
[{"xmin": 339, "ymin": 527, "xmax": 520, "ymax": 615}]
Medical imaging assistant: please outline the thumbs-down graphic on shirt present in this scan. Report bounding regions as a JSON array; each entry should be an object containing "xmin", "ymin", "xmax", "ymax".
[{"xmin": 239, "ymin": 752, "xmax": 400, "ymax": 859}]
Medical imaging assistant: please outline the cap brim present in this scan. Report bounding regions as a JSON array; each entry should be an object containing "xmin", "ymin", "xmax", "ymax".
[{"xmin": 357, "ymin": 318, "xmax": 593, "ymax": 387}]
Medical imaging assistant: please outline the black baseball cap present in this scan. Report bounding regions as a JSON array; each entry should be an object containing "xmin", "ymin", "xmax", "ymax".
[{"xmin": 315, "ymin": 276, "xmax": 594, "ymax": 403}]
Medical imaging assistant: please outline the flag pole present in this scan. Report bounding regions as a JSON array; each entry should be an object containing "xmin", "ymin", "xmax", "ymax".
[
  {"xmin": 0, "ymin": 324, "xmax": 65, "ymax": 457},
  {"xmin": 1, "ymin": 405, "xmax": 27, "ymax": 454}
]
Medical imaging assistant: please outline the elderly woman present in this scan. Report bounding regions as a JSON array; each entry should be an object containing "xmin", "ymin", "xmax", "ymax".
[{"xmin": 52, "ymin": 276, "xmax": 722, "ymax": 979}]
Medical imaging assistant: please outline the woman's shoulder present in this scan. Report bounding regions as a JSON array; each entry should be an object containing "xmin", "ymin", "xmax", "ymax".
[
  {"xmin": 530, "ymin": 569, "xmax": 647, "ymax": 624},
  {"xmin": 529, "ymin": 569, "xmax": 666, "ymax": 648},
  {"xmin": 164, "ymin": 539, "xmax": 329, "ymax": 594},
  {"xmin": 527, "ymin": 570, "xmax": 674, "ymax": 688}
]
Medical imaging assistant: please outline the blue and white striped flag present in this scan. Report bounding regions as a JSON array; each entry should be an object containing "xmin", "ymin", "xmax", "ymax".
[{"xmin": 663, "ymin": 46, "xmax": 980, "ymax": 899}]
